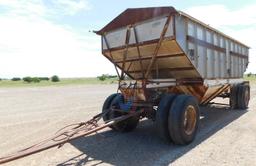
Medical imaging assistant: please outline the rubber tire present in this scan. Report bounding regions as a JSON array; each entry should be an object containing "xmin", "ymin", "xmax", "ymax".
[
  {"xmin": 102, "ymin": 93, "xmax": 119, "ymax": 121},
  {"xmin": 237, "ymin": 84, "xmax": 250, "ymax": 109},
  {"xmin": 156, "ymin": 94, "xmax": 176, "ymax": 142},
  {"xmin": 109, "ymin": 94, "xmax": 140, "ymax": 132},
  {"xmin": 168, "ymin": 95, "xmax": 200, "ymax": 145},
  {"xmin": 230, "ymin": 85, "xmax": 239, "ymax": 109}
]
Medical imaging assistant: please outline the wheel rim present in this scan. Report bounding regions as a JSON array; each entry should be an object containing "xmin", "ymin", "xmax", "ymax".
[{"xmin": 183, "ymin": 105, "xmax": 197, "ymax": 135}]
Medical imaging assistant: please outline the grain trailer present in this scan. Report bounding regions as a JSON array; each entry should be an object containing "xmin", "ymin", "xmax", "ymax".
[
  {"xmin": 0, "ymin": 6, "xmax": 251, "ymax": 164},
  {"xmin": 95, "ymin": 6, "xmax": 250, "ymax": 144}
]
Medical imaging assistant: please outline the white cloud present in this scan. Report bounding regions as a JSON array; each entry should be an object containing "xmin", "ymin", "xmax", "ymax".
[
  {"xmin": 184, "ymin": 5, "xmax": 256, "ymax": 28},
  {"xmin": 184, "ymin": 4, "xmax": 256, "ymax": 73},
  {"xmin": 0, "ymin": 0, "xmax": 91, "ymax": 17},
  {"xmin": 0, "ymin": 2, "xmax": 255, "ymax": 78},
  {"xmin": 52, "ymin": 0, "xmax": 91, "ymax": 16},
  {"xmin": 0, "ymin": 0, "xmax": 115, "ymax": 78},
  {"xmin": 0, "ymin": 0, "xmax": 46, "ymax": 17}
]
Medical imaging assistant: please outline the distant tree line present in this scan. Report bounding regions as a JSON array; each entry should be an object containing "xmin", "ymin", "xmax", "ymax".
[
  {"xmin": 97, "ymin": 74, "xmax": 117, "ymax": 81},
  {"xmin": 0, "ymin": 75, "xmax": 60, "ymax": 83},
  {"xmin": 246, "ymin": 73, "xmax": 256, "ymax": 77}
]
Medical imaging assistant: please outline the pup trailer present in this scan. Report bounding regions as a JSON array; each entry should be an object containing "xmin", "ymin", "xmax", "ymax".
[{"xmin": 0, "ymin": 6, "xmax": 250, "ymax": 164}]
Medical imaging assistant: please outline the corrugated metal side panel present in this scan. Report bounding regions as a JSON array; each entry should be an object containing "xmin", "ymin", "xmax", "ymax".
[
  {"xmin": 174, "ymin": 15, "xmax": 186, "ymax": 52},
  {"xmin": 177, "ymin": 14, "xmax": 249, "ymax": 79},
  {"xmin": 186, "ymin": 19, "xmax": 196, "ymax": 68},
  {"xmin": 178, "ymin": 11, "xmax": 250, "ymax": 48}
]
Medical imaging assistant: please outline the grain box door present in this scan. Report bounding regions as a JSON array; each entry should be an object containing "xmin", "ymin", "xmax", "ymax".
[
  {"xmin": 226, "ymin": 40, "xmax": 231, "ymax": 77},
  {"xmin": 219, "ymin": 37, "xmax": 225, "ymax": 78},
  {"xmin": 206, "ymin": 30, "xmax": 214, "ymax": 78},
  {"xmin": 196, "ymin": 26, "xmax": 206, "ymax": 77},
  {"xmin": 213, "ymin": 34, "xmax": 219, "ymax": 78},
  {"xmin": 187, "ymin": 21, "xmax": 196, "ymax": 66}
]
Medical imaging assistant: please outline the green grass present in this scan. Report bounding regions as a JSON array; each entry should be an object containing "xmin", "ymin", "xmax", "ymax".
[
  {"xmin": 1, "ymin": 76, "xmax": 255, "ymax": 88},
  {"xmin": 0, "ymin": 77, "xmax": 118, "ymax": 88},
  {"xmin": 244, "ymin": 75, "xmax": 256, "ymax": 84}
]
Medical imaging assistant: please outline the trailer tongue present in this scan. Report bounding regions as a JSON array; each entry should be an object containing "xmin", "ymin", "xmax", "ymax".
[
  {"xmin": 0, "ymin": 6, "xmax": 250, "ymax": 164},
  {"xmin": 0, "ymin": 111, "xmax": 141, "ymax": 164}
]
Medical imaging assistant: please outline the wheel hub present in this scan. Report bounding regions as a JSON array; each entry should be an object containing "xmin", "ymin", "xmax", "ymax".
[{"xmin": 183, "ymin": 105, "xmax": 197, "ymax": 135}]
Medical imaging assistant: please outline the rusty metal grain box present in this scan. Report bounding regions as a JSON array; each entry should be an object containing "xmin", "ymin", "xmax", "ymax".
[{"xmin": 96, "ymin": 7, "xmax": 249, "ymax": 104}]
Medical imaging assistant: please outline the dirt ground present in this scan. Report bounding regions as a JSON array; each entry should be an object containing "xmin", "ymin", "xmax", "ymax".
[{"xmin": 0, "ymin": 84, "xmax": 256, "ymax": 166}]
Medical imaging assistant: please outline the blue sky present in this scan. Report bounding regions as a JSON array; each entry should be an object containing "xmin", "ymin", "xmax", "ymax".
[{"xmin": 0, "ymin": 0, "xmax": 255, "ymax": 78}]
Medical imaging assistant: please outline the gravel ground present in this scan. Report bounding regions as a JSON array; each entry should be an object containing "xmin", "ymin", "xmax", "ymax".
[{"xmin": 0, "ymin": 84, "xmax": 255, "ymax": 166}]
